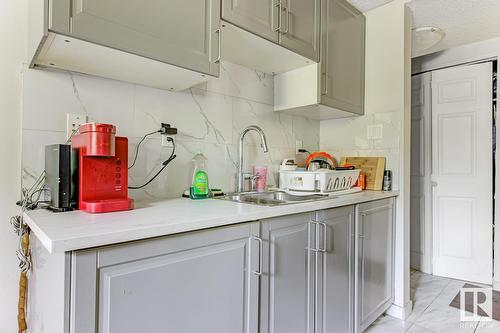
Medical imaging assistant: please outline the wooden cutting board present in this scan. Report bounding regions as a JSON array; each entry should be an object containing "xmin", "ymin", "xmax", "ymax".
[{"xmin": 339, "ymin": 157, "xmax": 386, "ymax": 190}]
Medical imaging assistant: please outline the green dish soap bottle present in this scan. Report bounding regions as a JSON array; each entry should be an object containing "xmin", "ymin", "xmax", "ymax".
[{"xmin": 189, "ymin": 152, "xmax": 210, "ymax": 199}]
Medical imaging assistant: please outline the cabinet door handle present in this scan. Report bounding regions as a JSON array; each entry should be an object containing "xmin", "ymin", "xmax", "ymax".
[
  {"xmin": 215, "ymin": 28, "xmax": 221, "ymax": 63},
  {"xmin": 308, "ymin": 221, "xmax": 319, "ymax": 252},
  {"xmin": 252, "ymin": 236, "xmax": 263, "ymax": 276},
  {"xmin": 321, "ymin": 73, "xmax": 329, "ymax": 95},
  {"xmin": 318, "ymin": 222, "xmax": 327, "ymax": 253},
  {"xmin": 359, "ymin": 213, "xmax": 366, "ymax": 239},
  {"xmin": 282, "ymin": 0, "xmax": 290, "ymax": 34},
  {"xmin": 274, "ymin": 1, "xmax": 282, "ymax": 32}
]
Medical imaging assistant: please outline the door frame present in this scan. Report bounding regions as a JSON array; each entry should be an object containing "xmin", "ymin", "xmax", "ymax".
[
  {"xmin": 410, "ymin": 72, "xmax": 433, "ymax": 274},
  {"xmin": 411, "ymin": 59, "xmax": 496, "ymax": 285}
]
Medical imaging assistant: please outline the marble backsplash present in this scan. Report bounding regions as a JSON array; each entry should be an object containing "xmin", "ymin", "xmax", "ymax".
[
  {"xmin": 21, "ymin": 61, "xmax": 320, "ymax": 201},
  {"xmin": 320, "ymin": 110, "xmax": 401, "ymax": 189}
]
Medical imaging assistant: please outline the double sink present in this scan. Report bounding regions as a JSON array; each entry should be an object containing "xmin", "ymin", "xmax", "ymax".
[{"xmin": 217, "ymin": 191, "xmax": 333, "ymax": 206}]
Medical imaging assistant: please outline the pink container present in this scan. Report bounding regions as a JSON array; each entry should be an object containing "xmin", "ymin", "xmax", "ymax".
[{"xmin": 252, "ymin": 166, "xmax": 268, "ymax": 192}]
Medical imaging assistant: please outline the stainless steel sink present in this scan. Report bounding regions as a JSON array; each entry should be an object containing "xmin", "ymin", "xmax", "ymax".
[{"xmin": 216, "ymin": 191, "xmax": 331, "ymax": 206}]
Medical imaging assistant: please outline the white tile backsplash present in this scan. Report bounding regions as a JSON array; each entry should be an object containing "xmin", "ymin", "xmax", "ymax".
[
  {"xmin": 21, "ymin": 61, "xmax": 319, "ymax": 200},
  {"xmin": 320, "ymin": 110, "xmax": 401, "ymax": 190}
]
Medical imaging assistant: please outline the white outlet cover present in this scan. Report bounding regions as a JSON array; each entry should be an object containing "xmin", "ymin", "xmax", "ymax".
[
  {"xmin": 367, "ymin": 124, "xmax": 383, "ymax": 140},
  {"xmin": 66, "ymin": 113, "xmax": 88, "ymax": 140},
  {"xmin": 295, "ymin": 139, "xmax": 303, "ymax": 153}
]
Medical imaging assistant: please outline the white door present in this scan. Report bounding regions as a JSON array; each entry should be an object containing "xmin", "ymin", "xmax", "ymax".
[
  {"xmin": 431, "ymin": 62, "xmax": 493, "ymax": 284},
  {"xmin": 410, "ymin": 72, "xmax": 432, "ymax": 274}
]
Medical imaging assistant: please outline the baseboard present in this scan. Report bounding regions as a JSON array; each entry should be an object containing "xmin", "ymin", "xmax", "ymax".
[{"xmin": 386, "ymin": 300, "xmax": 413, "ymax": 320}]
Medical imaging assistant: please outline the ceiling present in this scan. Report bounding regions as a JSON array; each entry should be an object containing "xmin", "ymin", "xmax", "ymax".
[{"xmin": 347, "ymin": 0, "xmax": 500, "ymax": 57}]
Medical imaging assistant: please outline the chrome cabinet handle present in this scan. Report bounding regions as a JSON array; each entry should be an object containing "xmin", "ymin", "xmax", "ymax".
[
  {"xmin": 321, "ymin": 73, "xmax": 329, "ymax": 95},
  {"xmin": 274, "ymin": 1, "xmax": 282, "ymax": 32},
  {"xmin": 215, "ymin": 28, "xmax": 221, "ymax": 63},
  {"xmin": 359, "ymin": 213, "xmax": 366, "ymax": 239},
  {"xmin": 308, "ymin": 221, "xmax": 319, "ymax": 252},
  {"xmin": 318, "ymin": 222, "xmax": 327, "ymax": 253},
  {"xmin": 309, "ymin": 221, "xmax": 327, "ymax": 253},
  {"xmin": 252, "ymin": 235, "xmax": 263, "ymax": 276},
  {"xmin": 282, "ymin": 0, "xmax": 290, "ymax": 34}
]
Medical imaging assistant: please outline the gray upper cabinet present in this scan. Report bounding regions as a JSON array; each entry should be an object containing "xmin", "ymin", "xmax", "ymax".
[
  {"xmin": 315, "ymin": 206, "xmax": 355, "ymax": 333},
  {"xmin": 356, "ymin": 198, "xmax": 395, "ymax": 333},
  {"xmin": 279, "ymin": 0, "xmax": 321, "ymax": 62},
  {"xmin": 320, "ymin": 0, "xmax": 365, "ymax": 115},
  {"xmin": 51, "ymin": 0, "xmax": 221, "ymax": 76},
  {"xmin": 221, "ymin": 0, "xmax": 319, "ymax": 61},
  {"xmin": 70, "ymin": 222, "xmax": 261, "ymax": 333},
  {"xmin": 222, "ymin": 0, "xmax": 279, "ymax": 43},
  {"xmin": 260, "ymin": 213, "xmax": 315, "ymax": 333}
]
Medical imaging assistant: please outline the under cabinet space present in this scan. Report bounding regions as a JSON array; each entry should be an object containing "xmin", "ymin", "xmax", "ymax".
[
  {"xmin": 221, "ymin": 0, "xmax": 320, "ymax": 74},
  {"xmin": 29, "ymin": 0, "xmax": 221, "ymax": 91},
  {"xmin": 220, "ymin": 22, "xmax": 314, "ymax": 75}
]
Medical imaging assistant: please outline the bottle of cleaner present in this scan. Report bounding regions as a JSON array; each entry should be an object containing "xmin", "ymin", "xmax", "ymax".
[{"xmin": 189, "ymin": 152, "xmax": 210, "ymax": 199}]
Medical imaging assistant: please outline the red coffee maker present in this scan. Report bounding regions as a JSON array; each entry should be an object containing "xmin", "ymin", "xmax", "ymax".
[{"xmin": 71, "ymin": 123, "xmax": 133, "ymax": 213}]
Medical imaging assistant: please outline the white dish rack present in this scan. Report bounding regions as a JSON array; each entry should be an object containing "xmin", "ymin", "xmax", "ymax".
[{"xmin": 279, "ymin": 169, "xmax": 361, "ymax": 195}]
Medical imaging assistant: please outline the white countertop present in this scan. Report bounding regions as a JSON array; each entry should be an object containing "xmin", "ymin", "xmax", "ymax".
[{"xmin": 24, "ymin": 190, "xmax": 398, "ymax": 253}]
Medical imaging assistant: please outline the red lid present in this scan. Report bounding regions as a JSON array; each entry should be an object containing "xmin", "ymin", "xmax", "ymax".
[{"xmin": 78, "ymin": 123, "xmax": 116, "ymax": 134}]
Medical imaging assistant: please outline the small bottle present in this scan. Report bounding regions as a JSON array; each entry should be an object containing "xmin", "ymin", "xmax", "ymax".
[
  {"xmin": 383, "ymin": 170, "xmax": 392, "ymax": 191},
  {"xmin": 189, "ymin": 153, "xmax": 210, "ymax": 199}
]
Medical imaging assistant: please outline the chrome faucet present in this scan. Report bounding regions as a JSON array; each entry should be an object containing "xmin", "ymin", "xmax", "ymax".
[{"xmin": 237, "ymin": 125, "xmax": 269, "ymax": 192}]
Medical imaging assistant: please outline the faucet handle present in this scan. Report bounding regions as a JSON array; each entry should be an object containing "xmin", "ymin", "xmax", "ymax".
[{"xmin": 242, "ymin": 173, "xmax": 260, "ymax": 192}]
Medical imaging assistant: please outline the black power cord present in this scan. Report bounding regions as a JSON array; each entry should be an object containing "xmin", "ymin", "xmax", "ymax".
[
  {"xmin": 129, "ymin": 130, "xmax": 161, "ymax": 170},
  {"xmin": 128, "ymin": 137, "xmax": 176, "ymax": 190}
]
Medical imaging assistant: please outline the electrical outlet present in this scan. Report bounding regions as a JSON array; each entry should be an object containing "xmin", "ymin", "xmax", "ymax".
[
  {"xmin": 66, "ymin": 113, "xmax": 88, "ymax": 140},
  {"xmin": 295, "ymin": 140, "xmax": 303, "ymax": 154},
  {"xmin": 367, "ymin": 124, "xmax": 383, "ymax": 140}
]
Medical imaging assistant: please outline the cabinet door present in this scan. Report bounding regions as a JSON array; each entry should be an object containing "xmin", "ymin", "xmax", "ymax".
[
  {"xmin": 260, "ymin": 213, "xmax": 315, "ymax": 333},
  {"xmin": 52, "ymin": 0, "xmax": 220, "ymax": 76},
  {"xmin": 315, "ymin": 206, "xmax": 355, "ymax": 333},
  {"xmin": 222, "ymin": 0, "xmax": 279, "ymax": 43},
  {"xmin": 320, "ymin": 0, "xmax": 365, "ymax": 115},
  {"xmin": 356, "ymin": 198, "xmax": 395, "ymax": 333},
  {"xmin": 70, "ymin": 222, "xmax": 261, "ymax": 333},
  {"xmin": 279, "ymin": 0, "xmax": 320, "ymax": 61}
]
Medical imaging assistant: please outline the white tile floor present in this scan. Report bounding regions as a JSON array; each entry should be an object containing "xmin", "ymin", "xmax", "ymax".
[{"xmin": 365, "ymin": 270, "xmax": 500, "ymax": 333}]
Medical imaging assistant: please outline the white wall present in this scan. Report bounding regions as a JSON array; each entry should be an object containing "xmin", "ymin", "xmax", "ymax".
[
  {"xmin": 21, "ymin": 62, "xmax": 320, "ymax": 201},
  {"xmin": 320, "ymin": 0, "xmax": 412, "ymax": 319},
  {"xmin": 0, "ymin": 0, "xmax": 27, "ymax": 331}
]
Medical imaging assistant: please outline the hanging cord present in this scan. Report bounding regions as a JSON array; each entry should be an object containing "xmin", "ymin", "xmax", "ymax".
[
  {"xmin": 11, "ymin": 170, "xmax": 46, "ymax": 333},
  {"xmin": 128, "ymin": 130, "xmax": 162, "ymax": 170},
  {"xmin": 129, "ymin": 137, "xmax": 176, "ymax": 190}
]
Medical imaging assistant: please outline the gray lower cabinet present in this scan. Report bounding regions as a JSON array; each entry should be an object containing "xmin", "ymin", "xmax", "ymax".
[
  {"xmin": 259, "ymin": 212, "xmax": 316, "ymax": 333},
  {"xmin": 260, "ymin": 206, "xmax": 355, "ymax": 333},
  {"xmin": 315, "ymin": 206, "xmax": 355, "ymax": 333},
  {"xmin": 69, "ymin": 222, "xmax": 261, "ymax": 333},
  {"xmin": 320, "ymin": 0, "xmax": 365, "ymax": 115},
  {"xmin": 50, "ymin": 0, "xmax": 221, "ymax": 76},
  {"xmin": 66, "ymin": 200, "xmax": 394, "ymax": 333},
  {"xmin": 356, "ymin": 198, "xmax": 395, "ymax": 333}
]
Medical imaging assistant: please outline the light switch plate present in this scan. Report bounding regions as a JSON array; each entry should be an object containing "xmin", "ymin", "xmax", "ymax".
[
  {"xmin": 295, "ymin": 139, "xmax": 303, "ymax": 154},
  {"xmin": 66, "ymin": 113, "xmax": 88, "ymax": 140},
  {"xmin": 367, "ymin": 124, "xmax": 383, "ymax": 140}
]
